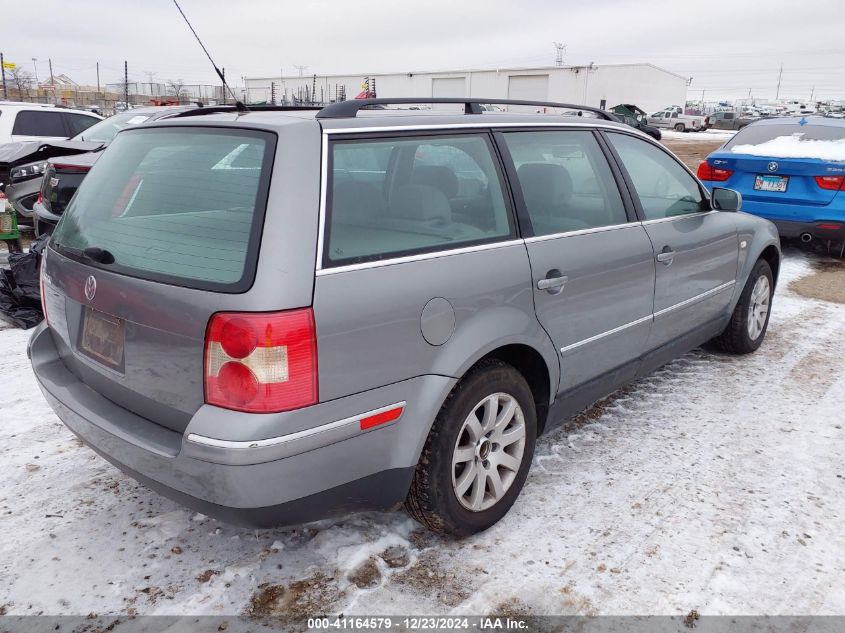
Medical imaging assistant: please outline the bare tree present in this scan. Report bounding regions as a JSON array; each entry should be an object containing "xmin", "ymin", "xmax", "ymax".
[
  {"xmin": 167, "ymin": 78, "xmax": 187, "ymax": 102},
  {"xmin": 8, "ymin": 67, "xmax": 35, "ymax": 101}
]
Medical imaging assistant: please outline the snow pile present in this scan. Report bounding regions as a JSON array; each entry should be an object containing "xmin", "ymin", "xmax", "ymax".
[{"xmin": 730, "ymin": 133, "xmax": 845, "ymax": 161}]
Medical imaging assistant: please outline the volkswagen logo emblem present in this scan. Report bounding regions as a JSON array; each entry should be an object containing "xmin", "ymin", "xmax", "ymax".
[
  {"xmin": 767, "ymin": 161, "xmax": 779, "ymax": 172},
  {"xmin": 84, "ymin": 275, "xmax": 97, "ymax": 302}
]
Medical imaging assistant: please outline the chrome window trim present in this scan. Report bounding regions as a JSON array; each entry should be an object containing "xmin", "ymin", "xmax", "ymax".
[
  {"xmin": 315, "ymin": 133, "xmax": 329, "ymax": 273},
  {"xmin": 560, "ymin": 315, "xmax": 653, "ymax": 354},
  {"xmin": 315, "ymin": 239, "xmax": 524, "ymax": 276},
  {"xmin": 640, "ymin": 210, "xmax": 718, "ymax": 225},
  {"xmin": 323, "ymin": 121, "xmax": 635, "ymax": 135},
  {"xmin": 653, "ymin": 280, "xmax": 735, "ymax": 318},
  {"xmin": 523, "ymin": 222, "xmax": 635, "ymax": 243}
]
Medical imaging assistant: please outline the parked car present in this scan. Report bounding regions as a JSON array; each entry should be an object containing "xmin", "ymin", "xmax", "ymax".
[
  {"xmin": 4, "ymin": 105, "xmax": 198, "ymax": 233},
  {"xmin": 611, "ymin": 104, "xmax": 662, "ymax": 140},
  {"xmin": 697, "ymin": 116, "xmax": 845, "ymax": 245},
  {"xmin": 707, "ymin": 111, "xmax": 756, "ymax": 130},
  {"xmin": 0, "ymin": 102, "xmax": 101, "ymax": 146},
  {"xmin": 648, "ymin": 108, "xmax": 704, "ymax": 132},
  {"xmin": 30, "ymin": 98, "xmax": 780, "ymax": 536}
]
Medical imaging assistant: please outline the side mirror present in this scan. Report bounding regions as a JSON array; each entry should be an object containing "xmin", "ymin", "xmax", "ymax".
[{"xmin": 711, "ymin": 187, "xmax": 742, "ymax": 212}]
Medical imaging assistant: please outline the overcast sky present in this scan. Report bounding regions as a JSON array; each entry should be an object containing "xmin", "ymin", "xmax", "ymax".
[{"xmin": 4, "ymin": 0, "xmax": 844, "ymax": 102}]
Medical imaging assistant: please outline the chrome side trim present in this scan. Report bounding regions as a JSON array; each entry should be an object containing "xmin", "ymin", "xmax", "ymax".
[
  {"xmin": 560, "ymin": 315, "xmax": 653, "ymax": 354},
  {"xmin": 315, "ymin": 239, "xmax": 524, "ymax": 276},
  {"xmin": 184, "ymin": 401, "xmax": 406, "ymax": 466},
  {"xmin": 653, "ymin": 280, "xmax": 735, "ymax": 318},
  {"xmin": 523, "ymin": 222, "xmax": 634, "ymax": 244},
  {"xmin": 559, "ymin": 279, "xmax": 737, "ymax": 355}
]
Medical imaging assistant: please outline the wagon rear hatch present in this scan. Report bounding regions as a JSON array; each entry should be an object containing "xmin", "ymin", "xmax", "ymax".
[{"xmin": 44, "ymin": 126, "xmax": 277, "ymax": 432}]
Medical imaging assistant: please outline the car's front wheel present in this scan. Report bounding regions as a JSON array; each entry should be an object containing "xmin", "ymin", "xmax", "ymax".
[
  {"xmin": 405, "ymin": 360, "xmax": 537, "ymax": 536},
  {"xmin": 710, "ymin": 259, "xmax": 774, "ymax": 354}
]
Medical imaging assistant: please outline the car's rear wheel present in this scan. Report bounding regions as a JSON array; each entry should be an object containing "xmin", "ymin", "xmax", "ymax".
[
  {"xmin": 710, "ymin": 259, "xmax": 773, "ymax": 354},
  {"xmin": 405, "ymin": 359, "xmax": 537, "ymax": 536},
  {"xmin": 674, "ymin": 122, "xmax": 686, "ymax": 132}
]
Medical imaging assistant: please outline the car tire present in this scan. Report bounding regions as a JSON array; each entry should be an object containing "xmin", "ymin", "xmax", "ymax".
[
  {"xmin": 710, "ymin": 259, "xmax": 773, "ymax": 354},
  {"xmin": 404, "ymin": 359, "xmax": 537, "ymax": 537},
  {"xmin": 674, "ymin": 123, "xmax": 686, "ymax": 132}
]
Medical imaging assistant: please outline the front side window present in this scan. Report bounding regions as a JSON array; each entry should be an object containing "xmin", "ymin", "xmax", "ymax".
[
  {"xmin": 12, "ymin": 110, "xmax": 67, "ymax": 136},
  {"xmin": 502, "ymin": 130, "xmax": 627, "ymax": 236},
  {"xmin": 606, "ymin": 133, "xmax": 706, "ymax": 220},
  {"xmin": 325, "ymin": 134, "xmax": 512, "ymax": 266},
  {"xmin": 52, "ymin": 128, "xmax": 274, "ymax": 290}
]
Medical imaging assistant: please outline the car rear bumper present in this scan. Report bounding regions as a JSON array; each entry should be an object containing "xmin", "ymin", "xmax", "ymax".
[
  {"xmin": 28, "ymin": 322, "xmax": 455, "ymax": 527},
  {"xmin": 771, "ymin": 219, "xmax": 845, "ymax": 241},
  {"xmin": 4, "ymin": 177, "xmax": 41, "ymax": 219},
  {"xmin": 729, "ymin": 199, "xmax": 845, "ymax": 240}
]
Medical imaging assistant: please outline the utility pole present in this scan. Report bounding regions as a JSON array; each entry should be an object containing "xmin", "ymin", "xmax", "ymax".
[
  {"xmin": 553, "ymin": 42, "xmax": 565, "ymax": 67},
  {"xmin": 809, "ymin": 86, "xmax": 815, "ymax": 103},
  {"xmin": 295, "ymin": 65, "xmax": 308, "ymax": 77},
  {"xmin": 48, "ymin": 58, "xmax": 56, "ymax": 104},
  {"xmin": 96, "ymin": 61, "xmax": 100, "ymax": 97},
  {"xmin": 775, "ymin": 63, "xmax": 783, "ymax": 100},
  {"xmin": 124, "ymin": 60, "xmax": 129, "ymax": 107},
  {"xmin": 0, "ymin": 52, "xmax": 7, "ymax": 100}
]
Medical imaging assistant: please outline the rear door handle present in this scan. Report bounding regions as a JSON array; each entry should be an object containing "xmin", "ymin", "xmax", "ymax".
[
  {"xmin": 537, "ymin": 275, "xmax": 568, "ymax": 291},
  {"xmin": 656, "ymin": 248, "xmax": 675, "ymax": 265}
]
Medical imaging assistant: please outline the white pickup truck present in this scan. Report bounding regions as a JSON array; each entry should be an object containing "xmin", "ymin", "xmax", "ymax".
[{"xmin": 647, "ymin": 106, "xmax": 706, "ymax": 132}]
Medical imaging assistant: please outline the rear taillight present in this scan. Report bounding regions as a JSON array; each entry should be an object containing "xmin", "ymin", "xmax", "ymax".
[
  {"xmin": 51, "ymin": 163, "xmax": 92, "ymax": 174},
  {"xmin": 814, "ymin": 175, "xmax": 845, "ymax": 191},
  {"xmin": 204, "ymin": 308, "xmax": 318, "ymax": 413},
  {"xmin": 697, "ymin": 161, "xmax": 733, "ymax": 182}
]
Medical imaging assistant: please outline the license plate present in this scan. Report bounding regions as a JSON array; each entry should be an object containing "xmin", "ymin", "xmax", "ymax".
[
  {"xmin": 754, "ymin": 174, "xmax": 788, "ymax": 192},
  {"xmin": 80, "ymin": 307, "xmax": 125, "ymax": 370}
]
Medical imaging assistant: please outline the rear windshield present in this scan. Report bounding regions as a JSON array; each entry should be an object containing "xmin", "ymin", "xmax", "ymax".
[
  {"xmin": 51, "ymin": 127, "xmax": 275, "ymax": 291},
  {"xmin": 724, "ymin": 123, "xmax": 845, "ymax": 149}
]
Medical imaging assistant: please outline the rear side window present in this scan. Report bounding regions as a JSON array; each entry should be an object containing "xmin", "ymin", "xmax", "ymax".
[
  {"xmin": 65, "ymin": 113, "xmax": 99, "ymax": 136},
  {"xmin": 324, "ymin": 134, "xmax": 513, "ymax": 267},
  {"xmin": 12, "ymin": 110, "xmax": 67, "ymax": 136},
  {"xmin": 607, "ymin": 133, "xmax": 706, "ymax": 220},
  {"xmin": 502, "ymin": 130, "xmax": 627, "ymax": 236},
  {"xmin": 51, "ymin": 128, "xmax": 275, "ymax": 291}
]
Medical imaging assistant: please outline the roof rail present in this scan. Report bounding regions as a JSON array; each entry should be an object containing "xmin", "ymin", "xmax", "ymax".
[
  {"xmin": 315, "ymin": 97, "xmax": 618, "ymax": 121},
  {"xmin": 170, "ymin": 104, "xmax": 323, "ymax": 118}
]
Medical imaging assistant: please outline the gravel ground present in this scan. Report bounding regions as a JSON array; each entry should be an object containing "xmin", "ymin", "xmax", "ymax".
[{"xmin": 1, "ymin": 250, "xmax": 843, "ymax": 619}]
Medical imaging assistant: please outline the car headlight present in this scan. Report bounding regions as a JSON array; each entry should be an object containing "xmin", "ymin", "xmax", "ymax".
[{"xmin": 10, "ymin": 161, "xmax": 49, "ymax": 182}]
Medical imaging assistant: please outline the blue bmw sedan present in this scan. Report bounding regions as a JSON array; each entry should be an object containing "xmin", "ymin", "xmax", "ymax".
[{"xmin": 697, "ymin": 116, "xmax": 845, "ymax": 245}]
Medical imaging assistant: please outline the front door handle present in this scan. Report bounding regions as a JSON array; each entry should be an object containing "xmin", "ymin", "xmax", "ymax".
[
  {"xmin": 656, "ymin": 247, "xmax": 675, "ymax": 266},
  {"xmin": 537, "ymin": 274, "xmax": 568, "ymax": 292}
]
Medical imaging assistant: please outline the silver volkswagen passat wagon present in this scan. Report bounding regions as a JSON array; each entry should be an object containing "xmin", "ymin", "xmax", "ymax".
[{"xmin": 29, "ymin": 98, "xmax": 780, "ymax": 536}]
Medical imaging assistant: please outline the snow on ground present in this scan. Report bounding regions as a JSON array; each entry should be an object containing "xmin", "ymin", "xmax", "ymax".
[
  {"xmin": 1, "ymin": 251, "xmax": 844, "ymax": 618},
  {"xmin": 730, "ymin": 134, "xmax": 845, "ymax": 161},
  {"xmin": 661, "ymin": 129, "xmax": 736, "ymax": 142}
]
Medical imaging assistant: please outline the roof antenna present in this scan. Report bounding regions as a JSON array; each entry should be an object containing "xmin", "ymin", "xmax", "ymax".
[{"xmin": 171, "ymin": 0, "xmax": 247, "ymax": 111}]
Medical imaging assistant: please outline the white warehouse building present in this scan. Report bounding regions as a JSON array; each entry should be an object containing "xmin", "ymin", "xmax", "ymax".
[{"xmin": 244, "ymin": 63, "xmax": 687, "ymax": 114}]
